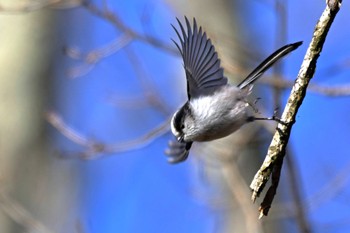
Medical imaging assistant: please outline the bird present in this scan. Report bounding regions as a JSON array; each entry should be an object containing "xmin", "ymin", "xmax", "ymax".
[{"xmin": 165, "ymin": 16, "xmax": 302, "ymax": 164}]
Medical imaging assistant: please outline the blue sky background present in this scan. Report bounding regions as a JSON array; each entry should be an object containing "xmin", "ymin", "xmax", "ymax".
[{"xmin": 51, "ymin": 0, "xmax": 350, "ymax": 232}]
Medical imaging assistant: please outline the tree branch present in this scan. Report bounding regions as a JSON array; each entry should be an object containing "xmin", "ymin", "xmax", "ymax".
[
  {"xmin": 260, "ymin": 77, "xmax": 350, "ymax": 97},
  {"xmin": 45, "ymin": 111, "xmax": 171, "ymax": 159},
  {"xmin": 250, "ymin": 0, "xmax": 342, "ymax": 217},
  {"xmin": 82, "ymin": 0, "xmax": 176, "ymax": 54}
]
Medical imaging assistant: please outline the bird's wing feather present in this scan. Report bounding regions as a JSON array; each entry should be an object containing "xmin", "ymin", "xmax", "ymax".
[{"xmin": 172, "ymin": 17, "xmax": 227, "ymax": 99}]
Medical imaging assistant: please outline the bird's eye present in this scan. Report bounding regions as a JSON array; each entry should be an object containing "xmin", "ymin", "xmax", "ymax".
[{"xmin": 181, "ymin": 124, "xmax": 185, "ymax": 129}]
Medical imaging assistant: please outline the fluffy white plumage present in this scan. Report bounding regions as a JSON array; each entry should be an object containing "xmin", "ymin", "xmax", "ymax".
[{"xmin": 184, "ymin": 85, "xmax": 250, "ymax": 141}]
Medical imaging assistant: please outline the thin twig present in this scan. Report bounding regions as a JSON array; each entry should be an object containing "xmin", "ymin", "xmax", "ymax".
[
  {"xmin": 223, "ymin": 62, "xmax": 350, "ymax": 96},
  {"xmin": 45, "ymin": 111, "xmax": 90, "ymax": 146},
  {"xmin": 82, "ymin": 0, "xmax": 177, "ymax": 54},
  {"xmin": 250, "ymin": 0, "xmax": 342, "ymax": 217},
  {"xmin": 258, "ymin": 153, "xmax": 284, "ymax": 218},
  {"xmin": 104, "ymin": 118, "xmax": 170, "ymax": 155},
  {"xmin": 260, "ymin": 77, "xmax": 350, "ymax": 97},
  {"xmin": 66, "ymin": 34, "xmax": 133, "ymax": 78},
  {"xmin": 67, "ymin": 1, "xmax": 177, "ymax": 78},
  {"xmin": 45, "ymin": 111, "xmax": 171, "ymax": 159}
]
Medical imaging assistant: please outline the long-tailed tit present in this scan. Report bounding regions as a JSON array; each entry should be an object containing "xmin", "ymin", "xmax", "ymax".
[{"xmin": 166, "ymin": 17, "xmax": 302, "ymax": 163}]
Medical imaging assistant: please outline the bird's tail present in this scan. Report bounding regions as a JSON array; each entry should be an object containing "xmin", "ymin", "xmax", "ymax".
[{"xmin": 237, "ymin": 41, "xmax": 303, "ymax": 89}]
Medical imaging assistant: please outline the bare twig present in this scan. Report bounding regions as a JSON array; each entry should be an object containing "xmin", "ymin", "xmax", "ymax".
[
  {"xmin": 250, "ymin": 0, "xmax": 342, "ymax": 217},
  {"xmin": 45, "ymin": 111, "xmax": 171, "ymax": 159},
  {"xmin": 260, "ymin": 77, "xmax": 350, "ymax": 97},
  {"xmin": 223, "ymin": 63, "xmax": 350, "ymax": 97},
  {"xmin": 104, "ymin": 118, "xmax": 170, "ymax": 155},
  {"xmin": 65, "ymin": 1, "xmax": 177, "ymax": 78},
  {"xmin": 45, "ymin": 111, "xmax": 91, "ymax": 146},
  {"xmin": 257, "ymin": 154, "xmax": 283, "ymax": 218},
  {"xmin": 306, "ymin": 82, "xmax": 350, "ymax": 96},
  {"xmin": 82, "ymin": 0, "xmax": 177, "ymax": 54},
  {"xmin": 66, "ymin": 34, "xmax": 133, "ymax": 78}
]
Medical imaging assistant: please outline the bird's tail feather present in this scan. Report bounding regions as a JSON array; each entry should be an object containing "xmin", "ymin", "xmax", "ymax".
[{"xmin": 237, "ymin": 41, "xmax": 303, "ymax": 89}]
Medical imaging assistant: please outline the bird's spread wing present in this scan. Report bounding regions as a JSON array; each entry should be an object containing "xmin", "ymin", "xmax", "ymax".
[
  {"xmin": 165, "ymin": 140, "xmax": 193, "ymax": 164},
  {"xmin": 237, "ymin": 41, "xmax": 303, "ymax": 89},
  {"xmin": 172, "ymin": 17, "xmax": 227, "ymax": 99}
]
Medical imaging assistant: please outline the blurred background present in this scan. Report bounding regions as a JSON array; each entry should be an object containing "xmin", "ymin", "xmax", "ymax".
[{"xmin": 0, "ymin": 0, "xmax": 349, "ymax": 232}]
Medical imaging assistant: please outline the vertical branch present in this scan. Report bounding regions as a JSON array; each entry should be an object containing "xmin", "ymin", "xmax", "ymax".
[
  {"xmin": 221, "ymin": 161, "xmax": 264, "ymax": 233},
  {"xmin": 272, "ymin": 0, "xmax": 287, "ymax": 109},
  {"xmin": 285, "ymin": 151, "xmax": 312, "ymax": 233},
  {"xmin": 250, "ymin": 0, "xmax": 342, "ymax": 217}
]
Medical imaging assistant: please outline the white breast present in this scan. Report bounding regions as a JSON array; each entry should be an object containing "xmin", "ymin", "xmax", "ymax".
[{"xmin": 187, "ymin": 85, "xmax": 250, "ymax": 141}]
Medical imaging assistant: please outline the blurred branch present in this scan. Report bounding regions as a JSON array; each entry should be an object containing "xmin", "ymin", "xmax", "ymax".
[
  {"xmin": 260, "ymin": 77, "xmax": 350, "ymax": 97},
  {"xmin": 250, "ymin": 0, "xmax": 342, "ymax": 217},
  {"xmin": 192, "ymin": 128, "xmax": 264, "ymax": 233},
  {"xmin": 65, "ymin": 34, "xmax": 133, "ymax": 78},
  {"xmin": 319, "ymin": 57, "xmax": 350, "ymax": 77},
  {"xmin": 264, "ymin": 159, "xmax": 350, "ymax": 221},
  {"xmin": 285, "ymin": 150, "xmax": 312, "ymax": 233},
  {"xmin": 82, "ymin": 0, "xmax": 176, "ymax": 54},
  {"xmin": 0, "ymin": 1, "xmax": 176, "ymax": 78},
  {"xmin": 0, "ymin": 0, "xmax": 81, "ymax": 12},
  {"xmin": 223, "ymin": 62, "xmax": 350, "ymax": 97},
  {"xmin": 0, "ymin": 189, "xmax": 54, "ymax": 233},
  {"xmin": 306, "ymin": 161, "xmax": 350, "ymax": 211},
  {"xmin": 107, "ymin": 95, "xmax": 154, "ymax": 109},
  {"xmin": 272, "ymin": 0, "xmax": 287, "ymax": 109},
  {"xmin": 221, "ymin": 161, "xmax": 264, "ymax": 233},
  {"xmin": 64, "ymin": 0, "xmax": 177, "ymax": 77},
  {"xmin": 45, "ymin": 111, "xmax": 170, "ymax": 159},
  {"xmin": 46, "ymin": 111, "xmax": 90, "ymax": 146}
]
